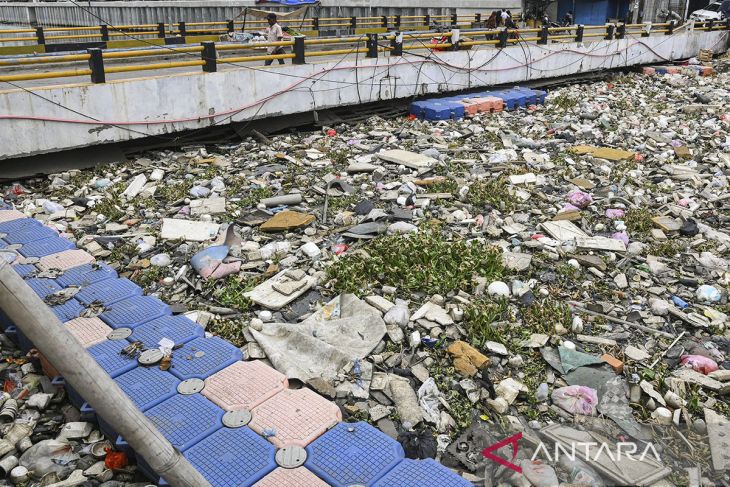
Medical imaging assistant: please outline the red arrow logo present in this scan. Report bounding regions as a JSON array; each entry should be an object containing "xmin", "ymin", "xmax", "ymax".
[{"xmin": 481, "ymin": 432, "xmax": 523, "ymax": 474}]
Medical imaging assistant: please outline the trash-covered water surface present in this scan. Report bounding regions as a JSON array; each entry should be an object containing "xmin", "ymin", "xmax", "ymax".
[{"xmin": 2, "ymin": 55, "xmax": 730, "ymax": 485}]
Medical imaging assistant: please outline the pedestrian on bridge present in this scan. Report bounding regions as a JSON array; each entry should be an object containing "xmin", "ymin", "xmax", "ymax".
[{"xmin": 265, "ymin": 13, "xmax": 286, "ymax": 66}]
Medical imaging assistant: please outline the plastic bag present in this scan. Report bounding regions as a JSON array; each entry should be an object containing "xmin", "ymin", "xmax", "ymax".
[
  {"xmin": 20, "ymin": 440, "xmax": 78, "ymax": 479},
  {"xmin": 680, "ymin": 354, "xmax": 719, "ymax": 375},
  {"xmin": 417, "ymin": 378, "xmax": 441, "ymax": 424},
  {"xmin": 551, "ymin": 386, "xmax": 598, "ymax": 416},
  {"xmin": 566, "ymin": 190, "xmax": 593, "ymax": 208},
  {"xmin": 521, "ymin": 460, "xmax": 559, "ymax": 487}
]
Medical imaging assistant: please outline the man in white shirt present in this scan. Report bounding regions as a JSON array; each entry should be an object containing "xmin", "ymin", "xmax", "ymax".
[
  {"xmin": 500, "ymin": 9, "xmax": 510, "ymax": 25},
  {"xmin": 264, "ymin": 13, "xmax": 285, "ymax": 66}
]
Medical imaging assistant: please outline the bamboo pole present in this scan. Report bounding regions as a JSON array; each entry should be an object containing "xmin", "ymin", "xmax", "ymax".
[{"xmin": 0, "ymin": 259, "xmax": 212, "ymax": 487}]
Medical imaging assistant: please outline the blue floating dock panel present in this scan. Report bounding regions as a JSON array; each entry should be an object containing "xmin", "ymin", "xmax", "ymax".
[
  {"xmin": 129, "ymin": 315, "xmax": 204, "ymax": 348},
  {"xmin": 50, "ymin": 298, "xmax": 85, "ymax": 323},
  {"xmin": 99, "ymin": 296, "xmax": 171, "ymax": 329},
  {"xmin": 168, "ymin": 336, "xmax": 243, "ymax": 381},
  {"xmin": 56, "ymin": 263, "xmax": 117, "ymax": 288},
  {"xmin": 183, "ymin": 427, "xmax": 277, "ymax": 487},
  {"xmin": 305, "ymin": 421, "xmax": 405, "ymax": 487},
  {"xmin": 12, "ymin": 264, "xmax": 37, "ymax": 278},
  {"xmin": 18, "ymin": 237, "xmax": 75, "ymax": 258},
  {"xmin": 0, "ymin": 218, "xmax": 41, "ymax": 235},
  {"xmin": 374, "ymin": 459, "xmax": 473, "ymax": 487},
  {"xmin": 76, "ymin": 278, "xmax": 142, "ymax": 306},
  {"xmin": 25, "ymin": 278, "xmax": 61, "ymax": 300},
  {"xmin": 4, "ymin": 225, "xmax": 59, "ymax": 245},
  {"xmin": 424, "ymin": 100, "xmax": 465, "ymax": 121},
  {"xmin": 87, "ymin": 339, "xmax": 138, "ymax": 378},
  {"xmin": 115, "ymin": 366, "xmax": 180, "ymax": 412},
  {"xmin": 141, "ymin": 394, "xmax": 224, "ymax": 451}
]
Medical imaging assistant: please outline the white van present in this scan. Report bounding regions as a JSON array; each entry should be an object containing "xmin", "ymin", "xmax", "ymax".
[{"xmin": 690, "ymin": 2, "xmax": 725, "ymax": 21}]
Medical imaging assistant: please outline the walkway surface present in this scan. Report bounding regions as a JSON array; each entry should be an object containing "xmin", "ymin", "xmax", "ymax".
[{"xmin": 0, "ymin": 203, "xmax": 472, "ymax": 486}]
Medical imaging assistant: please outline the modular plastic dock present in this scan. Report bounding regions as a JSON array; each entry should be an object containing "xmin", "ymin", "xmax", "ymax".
[{"xmin": 0, "ymin": 207, "xmax": 471, "ymax": 487}]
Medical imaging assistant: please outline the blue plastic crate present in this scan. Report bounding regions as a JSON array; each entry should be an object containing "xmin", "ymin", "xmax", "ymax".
[
  {"xmin": 409, "ymin": 100, "xmax": 429, "ymax": 119},
  {"xmin": 129, "ymin": 315, "xmax": 204, "ymax": 348},
  {"xmin": 75, "ymin": 278, "xmax": 142, "ymax": 306},
  {"xmin": 423, "ymin": 100, "xmax": 465, "ymax": 121},
  {"xmin": 25, "ymin": 278, "xmax": 61, "ymax": 300},
  {"xmin": 4, "ymin": 225, "xmax": 59, "ymax": 245},
  {"xmin": 56, "ymin": 263, "xmax": 117, "ymax": 288},
  {"xmin": 99, "ymin": 296, "xmax": 171, "ymax": 330},
  {"xmin": 168, "ymin": 336, "xmax": 243, "ymax": 381},
  {"xmin": 87, "ymin": 339, "xmax": 138, "ymax": 378},
  {"xmin": 134, "ymin": 394, "xmax": 224, "ymax": 452},
  {"xmin": 305, "ymin": 421, "xmax": 405, "ymax": 487},
  {"xmin": 374, "ymin": 459, "xmax": 472, "ymax": 487},
  {"xmin": 12, "ymin": 264, "xmax": 37, "ymax": 278},
  {"xmin": 18, "ymin": 237, "xmax": 75, "ymax": 258},
  {"xmin": 50, "ymin": 298, "xmax": 85, "ymax": 323},
  {"xmin": 0, "ymin": 218, "xmax": 41, "ymax": 235},
  {"xmin": 180, "ymin": 427, "xmax": 277, "ymax": 487}
]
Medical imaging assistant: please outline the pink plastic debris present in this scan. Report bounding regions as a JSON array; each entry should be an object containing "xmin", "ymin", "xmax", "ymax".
[
  {"xmin": 253, "ymin": 467, "xmax": 329, "ymax": 487},
  {"xmin": 680, "ymin": 355, "xmax": 719, "ymax": 375},
  {"xmin": 551, "ymin": 385, "xmax": 598, "ymax": 416},
  {"xmin": 605, "ymin": 209, "xmax": 625, "ymax": 219},
  {"xmin": 612, "ymin": 231, "xmax": 629, "ymax": 246},
  {"xmin": 566, "ymin": 190, "xmax": 593, "ymax": 209}
]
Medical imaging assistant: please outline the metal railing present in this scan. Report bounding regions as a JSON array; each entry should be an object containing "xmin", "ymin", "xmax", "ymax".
[
  {"xmin": 0, "ymin": 20, "xmax": 727, "ymax": 85},
  {"xmin": 0, "ymin": 12, "xmax": 524, "ymax": 51}
]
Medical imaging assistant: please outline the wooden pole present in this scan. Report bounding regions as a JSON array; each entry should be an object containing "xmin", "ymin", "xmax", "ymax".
[{"xmin": 0, "ymin": 259, "xmax": 212, "ymax": 487}]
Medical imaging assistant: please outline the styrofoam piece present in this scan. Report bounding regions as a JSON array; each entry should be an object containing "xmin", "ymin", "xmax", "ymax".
[
  {"xmin": 182, "ymin": 427, "xmax": 277, "ymax": 487},
  {"xmin": 99, "ymin": 295, "xmax": 171, "ymax": 329},
  {"xmin": 168, "ymin": 336, "xmax": 243, "ymax": 381},
  {"xmin": 305, "ymin": 422, "xmax": 405, "ymax": 487},
  {"xmin": 56, "ymin": 262, "xmax": 117, "ymax": 288},
  {"xmin": 253, "ymin": 467, "xmax": 329, "ymax": 487},
  {"xmin": 202, "ymin": 361, "xmax": 288, "ymax": 411},
  {"xmin": 250, "ymin": 388, "xmax": 341, "ymax": 448},
  {"xmin": 141, "ymin": 393, "xmax": 224, "ymax": 451},
  {"xmin": 37, "ymin": 249, "xmax": 95, "ymax": 272},
  {"xmin": 65, "ymin": 317, "xmax": 113, "ymax": 348},
  {"xmin": 75, "ymin": 278, "xmax": 142, "ymax": 306},
  {"xmin": 86, "ymin": 339, "xmax": 138, "ymax": 378},
  {"xmin": 114, "ymin": 366, "xmax": 180, "ymax": 412},
  {"xmin": 18, "ymin": 238, "xmax": 75, "ymax": 258},
  {"xmin": 374, "ymin": 459, "xmax": 472, "ymax": 486},
  {"xmin": 0, "ymin": 210, "xmax": 26, "ymax": 223},
  {"xmin": 128, "ymin": 315, "xmax": 204, "ymax": 348}
]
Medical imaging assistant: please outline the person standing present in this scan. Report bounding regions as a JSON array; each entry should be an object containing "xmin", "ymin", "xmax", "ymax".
[
  {"xmin": 500, "ymin": 9, "xmax": 510, "ymax": 25},
  {"xmin": 264, "ymin": 13, "xmax": 285, "ymax": 66}
]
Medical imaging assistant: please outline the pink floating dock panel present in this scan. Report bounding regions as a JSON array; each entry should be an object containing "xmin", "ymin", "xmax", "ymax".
[
  {"xmin": 65, "ymin": 317, "xmax": 113, "ymax": 347},
  {"xmin": 253, "ymin": 467, "xmax": 329, "ymax": 487},
  {"xmin": 202, "ymin": 360, "xmax": 288, "ymax": 411},
  {"xmin": 250, "ymin": 388, "xmax": 342, "ymax": 448},
  {"xmin": 0, "ymin": 210, "xmax": 26, "ymax": 223},
  {"xmin": 642, "ymin": 67, "xmax": 656, "ymax": 75},
  {"xmin": 38, "ymin": 249, "xmax": 95, "ymax": 272}
]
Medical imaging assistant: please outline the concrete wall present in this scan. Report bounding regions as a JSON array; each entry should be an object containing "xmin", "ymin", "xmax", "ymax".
[
  {"xmin": 0, "ymin": 29, "xmax": 727, "ymax": 160},
  {"xmin": 0, "ymin": 1, "xmax": 523, "ymax": 27}
]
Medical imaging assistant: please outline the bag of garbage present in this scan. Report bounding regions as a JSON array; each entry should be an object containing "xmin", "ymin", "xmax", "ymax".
[
  {"xmin": 680, "ymin": 354, "xmax": 719, "ymax": 375},
  {"xmin": 20, "ymin": 439, "xmax": 79, "ymax": 479},
  {"xmin": 397, "ymin": 427, "xmax": 437, "ymax": 459},
  {"xmin": 551, "ymin": 385, "xmax": 598, "ymax": 415}
]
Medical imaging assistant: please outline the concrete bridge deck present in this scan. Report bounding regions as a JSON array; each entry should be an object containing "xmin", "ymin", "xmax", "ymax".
[{"xmin": 0, "ymin": 25, "xmax": 728, "ymax": 161}]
